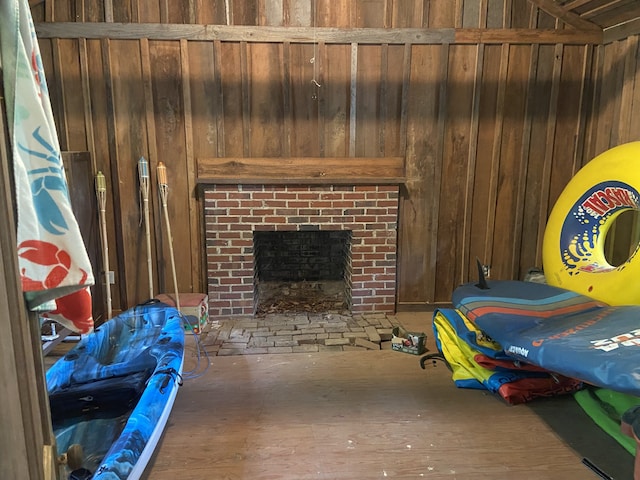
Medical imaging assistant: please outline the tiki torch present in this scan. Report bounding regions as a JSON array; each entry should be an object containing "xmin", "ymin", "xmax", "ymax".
[
  {"xmin": 157, "ymin": 162, "xmax": 180, "ymax": 310},
  {"xmin": 138, "ymin": 156, "xmax": 154, "ymax": 299},
  {"xmin": 95, "ymin": 171, "xmax": 112, "ymax": 319}
]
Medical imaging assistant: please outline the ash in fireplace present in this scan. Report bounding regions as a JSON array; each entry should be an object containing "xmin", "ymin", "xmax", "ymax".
[{"xmin": 255, "ymin": 280, "xmax": 348, "ymax": 316}]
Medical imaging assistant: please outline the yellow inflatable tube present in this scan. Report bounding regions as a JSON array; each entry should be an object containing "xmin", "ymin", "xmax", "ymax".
[{"xmin": 542, "ymin": 142, "xmax": 640, "ymax": 305}]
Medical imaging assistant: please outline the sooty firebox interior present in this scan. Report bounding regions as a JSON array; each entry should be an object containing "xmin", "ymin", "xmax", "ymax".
[{"xmin": 253, "ymin": 230, "xmax": 352, "ymax": 315}]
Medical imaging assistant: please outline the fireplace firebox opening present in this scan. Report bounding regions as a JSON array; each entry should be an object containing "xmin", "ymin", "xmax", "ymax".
[{"xmin": 253, "ymin": 230, "xmax": 352, "ymax": 315}]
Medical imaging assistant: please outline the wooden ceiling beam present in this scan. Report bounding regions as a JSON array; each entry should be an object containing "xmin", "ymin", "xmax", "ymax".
[
  {"xmin": 455, "ymin": 27, "xmax": 601, "ymax": 43},
  {"xmin": 527, "ymin": 0, "xmax": 602, "ymax": 30},
  {"xmin": 34, "ymin": 22, "xmax": 603, "ymax": 44},
  {"xmin": 562, "ymin": 0, "xmax": 594, "ymax": 9},
  {"xmin": 604, "ymin": 17, "xmax": 640, "ymax": 43}
]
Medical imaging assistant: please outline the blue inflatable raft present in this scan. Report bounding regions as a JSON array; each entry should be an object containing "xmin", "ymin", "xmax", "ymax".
[
  {"xmin": 452, "ymin": 280, "xmax": 640, "ymax": 397},
  {"xmin": 47, "ymin": 300, "xmax": 185, "ymax": 480}
]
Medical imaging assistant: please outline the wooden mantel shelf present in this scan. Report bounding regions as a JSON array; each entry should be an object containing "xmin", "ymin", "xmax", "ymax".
[{"xmin": 196, "ymin": 157, "xmax": 406, "ymax": 185}]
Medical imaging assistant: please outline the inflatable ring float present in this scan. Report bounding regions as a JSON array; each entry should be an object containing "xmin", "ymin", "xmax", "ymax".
[{"xmin": 542, "ymin": 142, "xmax": 640, "ymax": 305}]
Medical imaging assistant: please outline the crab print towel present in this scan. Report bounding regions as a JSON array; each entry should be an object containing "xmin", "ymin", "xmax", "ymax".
[{"xmin": 0, "ymin": 0, "xmax": 94, "ymax": 333}]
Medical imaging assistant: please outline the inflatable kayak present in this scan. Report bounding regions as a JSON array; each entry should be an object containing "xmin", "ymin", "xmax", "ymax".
[
  {"xmin": 452, "ymin": 280, "xmax": 640, "ymax": 396},
  {"xmin": 47, "ymin": 300, "xmax": 184, "ymax": 480}
]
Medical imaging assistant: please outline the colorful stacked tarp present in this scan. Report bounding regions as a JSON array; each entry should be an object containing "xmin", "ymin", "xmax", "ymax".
[
  {"xmin": 452, "ymin": 280, "xmax": 640, "ymax": 397},
  {"xmin": 0, "ymin": 0, "xmax": 94, "ymax": 333},
  {"xmin": 430, "ymin": 308, "xmax": 582, "ymax": 404}
]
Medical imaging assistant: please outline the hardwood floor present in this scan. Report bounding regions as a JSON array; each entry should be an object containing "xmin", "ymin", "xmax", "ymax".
[{"xmin": 140, "ymin": 312, "xmax": 633, "ymax": 480}]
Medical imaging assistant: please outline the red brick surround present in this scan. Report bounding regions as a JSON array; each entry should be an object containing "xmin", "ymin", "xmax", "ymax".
[{"xmin": 203, "ymin": 185, "xmax": 399, "ymax": 317}]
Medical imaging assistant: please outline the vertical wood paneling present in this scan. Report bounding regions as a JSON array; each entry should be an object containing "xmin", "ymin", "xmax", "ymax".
[
  {"xmin": 606, "ymin": 43, "xmax": 626, "ymax": 149},
  {"xmin": 551, "ymin": 45, "xmax": 590, "ymax": 186},
  {"xmin": 349, "ymin": 43, "xmax": 358, "ymax": 156},
  {"xmin": 50, "ymin": 39, "xmax": 70, "ymax": 150},
  {"xmin": 383, "ymin": 44, "xmax": 405, "ymax": 155},
  {"xmin": 316, "ymin": 0, "xmax": 354, "ymax": 27},
  {"xmin": 510, "ymin": 44, "xmax": 537, "ymax": 279},
  {"xmin": 0, "ymin": 95, "xmax": 55, "ymax": 479},
  {"xmin": 321, "ymin": 44, "xmax": 350, "ymax": 156},
  {"xmin": 111, "ymin": 2, "xmax": 134, "ymax": 22},
  {"xmin": 468, "ymin": 43, "xmax": 499, "ymax": 278},
  {"xmin": 219, "ymin": 42, "xmax": 244, "ymax": 156},
  {"xmin": 491, "ymin": 45, "xmax": 531, "ymax": 280},
  {"xmin": 316, "ymin": 42, "xmax": 326, "ymax": 155},
  {"xmin": 428, "ymin": 44, "xmax": 450, "ymax": 302},
  {"xmin": 535, "ymin": 44, "xmax": 562, "ymax": 267},
  {"xmin": 164, "ymin": 2, "xmax": 191, "ymax": 24},
  {"xmin": 462, "ymin": 0, "xmax": 481, "ymax": 27},
  {"xmin": 482, "ymin": 44, "xmax": 509, "ymax": 270},
  {"xmin": 79, "ymin": 39, "xmax": 97, "ymax": 170},
  {"xmin": 149, "ymin": 41, "xmax": 192, "ymax": 295},
  {"xmin": 510, "ymin": 0, "xmax": 533, "ymax": 28},
  {"xmin": 435, "ymin": 45, "xmax": 476, "ymax": 301},
  {"xmin": 140, "ymin": 38, "xmax": 160, "ymax": 299},
  {"xmin": 260, "ymin": 0, "xmax": 284, "ymax": 26},
  {"xmin": 241, "ymin": 42, "xmax": 251, "ymax": 156},
  {"xmin": 397, "ymin": 44, "xmax": 447, "ymax": 304},
  {"xmin": 230, "ymin": 0, "xmax": 258, "ymax": 25},
  {"xmin": 379, "ymin": 45, "xmax": 389, "ymax": 155},
  {"xmin": 289, "ymin": 43, "xmax": 320, "ymax": 156},
  {"xmin": 570, "ymin": 45, "xmax": 594, "ymax": 174},
  {"xmin": 212, "ymin": 41, "xmax": 226, "ymax": 156},
  {"xmin": 188, "ymin": 42, "xmax": 220, "ymax": 162},
  {"xmin": 594, "ymin": 42, "xmax": 625, "ymax": 154},
  {"xmin": 486, "ymin": 0, "xmax": 505, "ymax": 27},
  {"xmin": 355, "ymin": 45, "xmax": 382, "ymax": 156},
  {"xmin": 248, "ymin": 43, "xmax": 285, "ymax": 156},
  {"xmin": 460, "ymin": 44, "xmax": 483, "ymax": 282},
  {"xmin": 287, "ymin": 0, "xmax": 312, "ymax": 26},
  {"xmin": 616, "ymin": 36, "xmax": 639, "ymax": 144},
  {"xmin": 282, "ymin": 42, "xmax": 293, "ymax": 157},
  {"xmin": 59, "ymin": 39, "xmax": 88, "ymax": 150},
  {"xmin": 193, "ymin": 0, "xmax": 228, "ymax": 24},
  {"xmin": 35, "ymin": 0, "xmax": 628, "ymax": 314},
  {"xmin": 425, "ymin": 0, "xmax": 457, "ymax": 27},
  {"xmin": 583, "ymin": 44, "xmax": 604, "ymax": 163},
  {"xmin": 356, "ymin": 0, "xmax": 387, "ymax": 27},
  {"xmin": 85, "ymin": 38, "xmax": 121, "ymax": 311},
  {"xmin": 101, "ymin": 39, "xmax": 143, "ymax": 308},
  {"xmin": 625, "ymin": 38, "xmax": 640, "ymax": 141},
  {"xmin": 391, "ymin": 0, "xmax": 423, "ymax": 27},
  {"xmin": 180, "ymin": 40, "xmax": 201, "ymax": 292},
  {"xmin": 519, "ymin": 44, "xmax": 554, "ymax": 272}
]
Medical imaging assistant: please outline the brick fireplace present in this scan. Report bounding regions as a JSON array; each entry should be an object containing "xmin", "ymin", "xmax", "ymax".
[{"xmin": 203, "ymin": 184, "xmax": 399, "ymax": 317}]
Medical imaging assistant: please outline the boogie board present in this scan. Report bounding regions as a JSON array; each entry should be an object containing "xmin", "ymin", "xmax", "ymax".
[
  {"xmin": 452, "ymin": 280, "xmax": 640, "ymax": 396},
  {"xmin": 47, "ymin": 300, "xmax": 185, "ymax": 480}
]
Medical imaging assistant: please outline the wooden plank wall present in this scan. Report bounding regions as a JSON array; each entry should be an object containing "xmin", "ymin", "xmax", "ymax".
[{"xmin": 29, "ymin": 0, "xmax": 640, "ymax": 316}]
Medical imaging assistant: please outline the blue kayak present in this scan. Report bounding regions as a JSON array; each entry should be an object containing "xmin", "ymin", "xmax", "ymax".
[
  {"xmin": 452, "ymin": 280, "xmax": 640, "ymax": 396},
  {"xmin": 47, "ymin": 300, "xmax": 185, "ymax": 480}
]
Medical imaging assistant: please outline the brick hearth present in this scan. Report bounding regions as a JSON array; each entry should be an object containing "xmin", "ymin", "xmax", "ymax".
[{"xmin": 203, "ymin": 184, "xmax": 399, "ymax": 317}]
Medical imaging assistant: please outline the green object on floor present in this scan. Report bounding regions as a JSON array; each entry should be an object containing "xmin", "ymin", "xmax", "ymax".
[{"xmin": 574, "ymin": 387, "xmax": 640, "ymax": 456}]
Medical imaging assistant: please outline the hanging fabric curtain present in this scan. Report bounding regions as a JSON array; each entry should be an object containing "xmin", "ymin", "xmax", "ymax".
[{"xmin": 0, "ymin": 0, "xmax": 94, "ymax": 333}]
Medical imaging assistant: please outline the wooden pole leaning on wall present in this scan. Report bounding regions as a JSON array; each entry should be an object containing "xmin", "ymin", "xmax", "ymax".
[
  {"xmin": 95, "ymin": 171, "xmax": 112, "ymax": 319},
  {"xmin": 138, "ymin": 157, "xmax": 154, "ymax": 299},
  {"xmin": 157, "ymin": 162, "xmax": 180, "ymax": 311}
]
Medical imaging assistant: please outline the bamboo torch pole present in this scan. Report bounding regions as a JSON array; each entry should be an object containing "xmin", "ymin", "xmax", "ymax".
[
  {"xmin": 157, "ymin": 162, "xmax": 180, "ymax": 310},
  {"xmin": 95, "ymin": 171, "xmax": 112, "ymax": 319},
  {"xmin": 138, "ymin": 157, "xmax": 154, "ymax": 299}
]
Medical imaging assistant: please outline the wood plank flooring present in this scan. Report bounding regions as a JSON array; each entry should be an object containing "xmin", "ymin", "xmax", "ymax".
[{"xmin": 140, "ymin": 312, "xmax": 633, "ymax": 480}]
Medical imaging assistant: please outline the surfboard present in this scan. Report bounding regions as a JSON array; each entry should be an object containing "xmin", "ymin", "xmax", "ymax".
[
  {"xmin": 47, "ymin": 300, "xmax": 185, "ymax": 480},
  {"xmin": 452, "ymin": 280, "xmax": 640, "ymax": 396}
]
